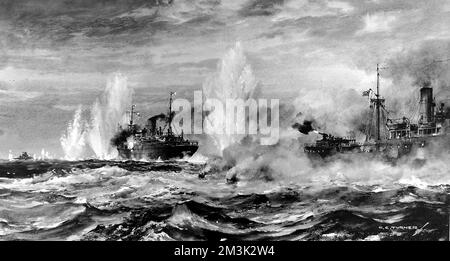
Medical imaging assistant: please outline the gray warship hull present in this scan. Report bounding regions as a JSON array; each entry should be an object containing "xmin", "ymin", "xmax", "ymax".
[
  {"xmin": 305, "ymin": 134, "xmax": 448, "ymax": 160},
  {"xmin": 117, "ymin": 142, "xmax": 198, "ymax": 160}
]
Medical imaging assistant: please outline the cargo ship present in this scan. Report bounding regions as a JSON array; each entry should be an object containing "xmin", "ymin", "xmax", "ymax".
[
  {"xmin": 302, "ymin": 64, "xmax": 450, "ymax": 159},
  {"xmin": 113, "ymin": 92, "xmax": 198, "ymax": 160}
]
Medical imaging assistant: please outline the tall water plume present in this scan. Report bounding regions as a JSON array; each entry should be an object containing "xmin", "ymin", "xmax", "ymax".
[
  {"xmin": 87, "ymin": 74, "xmax": 133, "ymax": 160},
  {"xmin": 60, "ymin": 106, "xmax": 86, "ymax": 160},
  {"xmin": 202, "ymin": 42, "xmax": 259, "ymax": 156},
  {"xmin": 60, "ymin": 73, "xmax": 133, "ymax": 160}
]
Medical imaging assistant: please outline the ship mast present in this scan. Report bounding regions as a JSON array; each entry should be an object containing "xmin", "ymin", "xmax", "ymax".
[
  {"xmin": 128, "ymin": 104, "xmax": 139, "ymax": 131},
  {"xmin": 129, "ymin": 104, "xmax": 135, "ymax": 131},
  {"xmin": 168, "ymin": 92, "xmax": 175, "ymax": 136},
  {"xmin": 366, "ymin": 64, "xmax": 384, "ymax": 143},
  {"xmin": 376, "ymin": 64, "xmax": 381, "ymax": 141}
]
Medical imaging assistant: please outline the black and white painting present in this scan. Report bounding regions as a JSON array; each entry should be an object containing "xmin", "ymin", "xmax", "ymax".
[{"xmin": 0, "ymin": 0, "xmax": 449, "ymax": 242}]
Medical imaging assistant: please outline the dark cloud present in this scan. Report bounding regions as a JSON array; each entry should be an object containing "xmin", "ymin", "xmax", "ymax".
[
  {"xmin": 0, "ymin": 0, "xmax": 174, "ymax": 48},
  {"xmin": 0, "ymin": 0, "xmax": 449, "ymax": 157},
  {"xmin": 239, "ymin": 0, "xmax": 285, "ymax": 17},
  {"xmin": 343, "ymin": 0, "xmax": 416, "ymax": 13},
  {"xmin": 0, "ymin": 0, "xmax": 169, "ymax": 18}
]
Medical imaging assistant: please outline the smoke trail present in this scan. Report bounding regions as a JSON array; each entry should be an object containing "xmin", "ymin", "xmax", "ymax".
[
  {"xmin": 87, "ymin": 74, "xmax": 133, "ymax": 160},
  {"xmin": 382, "ymin": 39, "xmax": 450, "ymax": 117},
  {"xmin": 292, "ymin": 120, "xmax": 315, "ymax": 135},
  {"xmin": 387, "ymin": 40, "xmax": 450, "ymax": 91},
  {"xmin": 293, "ymin": 85, "xmax": 368, "ymax": 139},
  {"xmin": 202, "ymin": 42, "xmax": 260, "ymax": 156},
  {"xmin": 60, "ymin": 106, "xmax": 87, "ymax": 160}
]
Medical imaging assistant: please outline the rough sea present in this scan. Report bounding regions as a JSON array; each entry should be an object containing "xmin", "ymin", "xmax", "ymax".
[{"xmin": 0, "ymin": 156, "xmax": 448, "ymax": 241}]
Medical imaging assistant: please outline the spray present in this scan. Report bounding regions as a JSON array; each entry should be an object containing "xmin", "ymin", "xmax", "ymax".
[
  {"xmin": 60, "ymin": 105, "xmax": 87, "ymax": 160},
  {"xmin": 202, "ymin": 42, "xmax": 259, "ymax": 156},
  {"xmin": 60, "ymin": 73, "xmax": 133, "ymax": 160},
  {"xmin": 87, "ymin": 74, "xmax": 133, "ymax": 159}
]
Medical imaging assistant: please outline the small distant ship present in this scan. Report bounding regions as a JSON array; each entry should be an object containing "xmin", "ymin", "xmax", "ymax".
[
  {"xmin": 113, "ymin": 92, "xmax": 199, "ymax": 160},
  {"xmin": 302, "ymin": 64, "xmax": 450, "ymax": 159},
  {"xmin": 13, "ymin": 152, "xmax": 33, "ymax": 161}
]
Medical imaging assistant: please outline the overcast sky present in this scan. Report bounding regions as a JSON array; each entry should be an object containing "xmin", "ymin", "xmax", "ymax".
[{"xmin": 0, "ymin": 0, "xmax": 449, "ymax": 158}]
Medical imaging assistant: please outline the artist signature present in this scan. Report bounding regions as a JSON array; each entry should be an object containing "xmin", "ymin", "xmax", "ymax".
[{"xmin": 378, "ymin": 222, "xmax": 429, "ymax": 236}]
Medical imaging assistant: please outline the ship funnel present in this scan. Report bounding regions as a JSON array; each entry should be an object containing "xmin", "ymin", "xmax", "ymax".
[
  {"xmin": 147, "ymin": 113, "xmax": 166, "ymax": 135},
  {"xmin": 419, "ymin": 82, "xmax": 434, "ymax": 123}
]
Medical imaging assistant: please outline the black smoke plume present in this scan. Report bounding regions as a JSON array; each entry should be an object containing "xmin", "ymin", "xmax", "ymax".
[
  {"xmin": 111, "ymin": 128, "xmax": 133, "ymax": 147},
  {"xmin": 387, "ymin": 40, "xmax": 450, "ymax": 89},
  {"xmin": 148, "ymin": 113, "xmax": 166, "ymax": 123},
  {"xmin": 292, "ymin": 120, "xmax": 315, "ymax": 135},
  {"xmin": 384, "ymin": 39, "xmax": 450, "ymax": 116}
]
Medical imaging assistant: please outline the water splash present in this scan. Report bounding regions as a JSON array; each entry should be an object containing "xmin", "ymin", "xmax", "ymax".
[
  {"xmin": 87, "ymin": 74, "xmax": 133, "ymax": 160},
  {"xmin": 60, "ymin": 73, "xmax": 133, "ymax": 160},
  {"xmin": 39, "ymin": 148, "xmax": 54, "ymax": 160},
  {"xmin": 60, "ymin": 106, "xmax": 86, "ymax": 160},
  {"xmin": 202, "ymin": 42, "xmax": 259, "ymax": 156}
]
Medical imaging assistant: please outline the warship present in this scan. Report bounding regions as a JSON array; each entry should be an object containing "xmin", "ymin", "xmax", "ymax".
[
  {"xmin": 13, "ymin": 152, "xmax": 33, "ymax": 161},
  {"xmin": 112, "ymin": 92, "xmax": 198, "ymax": 160},
  {"xmin": 302, "ymin": 64, "xmax": 450, "ymax": 159}
]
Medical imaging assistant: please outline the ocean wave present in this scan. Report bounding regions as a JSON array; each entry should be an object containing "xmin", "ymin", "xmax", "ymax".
[{"xmin": 0, "ymin": 159, "xmax": 448, "ymax": 240}]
